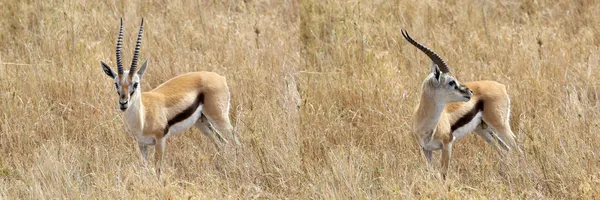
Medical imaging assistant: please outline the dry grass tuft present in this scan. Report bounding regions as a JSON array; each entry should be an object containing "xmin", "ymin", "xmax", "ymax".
[{"xmin": 1, "ymin": 0, "xmax": 599, "ymax": 198}]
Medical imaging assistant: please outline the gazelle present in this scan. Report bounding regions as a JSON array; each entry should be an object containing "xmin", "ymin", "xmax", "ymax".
[
  {"xmin": 100, "ymin": 18, "xmax": 239, "ymax": 175},
  {"xmin": 402, "ymin": 30, "xmax": 520, "ymax": 179}
]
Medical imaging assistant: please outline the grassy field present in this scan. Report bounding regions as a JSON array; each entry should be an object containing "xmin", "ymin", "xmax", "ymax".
[{"xmin": 1, "ymin": 0, "xmax": 599, "ymax": 198}]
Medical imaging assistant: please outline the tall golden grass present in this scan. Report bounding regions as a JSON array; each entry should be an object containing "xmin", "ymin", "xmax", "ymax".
[{"xmin": 1, "ymin": 0, "xmax": 599, "ymax": 198}]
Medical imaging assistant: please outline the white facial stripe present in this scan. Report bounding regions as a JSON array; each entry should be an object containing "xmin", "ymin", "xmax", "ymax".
[{"xmin": 113, "ymin": 75, "xmax": 141, "ymax": 111}]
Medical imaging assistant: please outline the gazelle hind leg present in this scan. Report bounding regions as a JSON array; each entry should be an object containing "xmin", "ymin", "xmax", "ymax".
[
  {"xmin": 489, "ymin": 124, "xmax": 521, "ymax": 153},
  {"xmin": 482, "ymin": 114, "xmax": 519, "ymax": 153},
  {"xmin": 195, "ymin": 114, "xmax": 226, "ymax": 149},
  {"xmin": 474, "ymin": 123, "xmax": 508, "ymax": 155},
  {"xmin": 202, "ymin": 90, "xmax": 239, "ymax": 145},
  {"xmin": 482, "ymin": 96, "xmax": 520, "ymax": 153},
  {"xmin": 203, "ymin": 113, "xmax": 236, "ymax": 145}
]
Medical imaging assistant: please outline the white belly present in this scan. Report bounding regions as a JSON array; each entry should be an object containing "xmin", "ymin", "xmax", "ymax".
[
  {"xmin": 452, "ymin": 112, "xmax": 482, "ymax": 141},
  {"xmin": 166, "ymin": 105, "xmax": 203, "ymax": 137}
]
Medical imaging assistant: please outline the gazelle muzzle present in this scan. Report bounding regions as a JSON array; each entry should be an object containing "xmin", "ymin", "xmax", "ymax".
[
  {"xmin": 118, "ymin": 88, "xmax": 131, "ymax": 111},
  {"xmin": 460, "ymin": 86, "xmax": 473, "ymax": 100}
]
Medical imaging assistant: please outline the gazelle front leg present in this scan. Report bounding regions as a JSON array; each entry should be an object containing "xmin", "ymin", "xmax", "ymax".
[
  {"xmin": 137, "ymin": 136, "xmax": 155, "ymax": 167},
  {"xmin": 422, "ymin": 147, "xmax": 433, "ymax": 164},
  {"xmin": 154, "ymin": 136, "xmax": 166, "ymax": 176},
  {"xmin": 441, "ymin": 141, "xmax": 453, "ymax": 179},
  {"xmin": 138, "ymin": 143, "xmax": 149, "ymax": 167}
]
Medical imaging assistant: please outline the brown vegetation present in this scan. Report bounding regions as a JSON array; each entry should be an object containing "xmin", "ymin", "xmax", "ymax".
[{"xmin": 1, "ymin": 0, "xmax": 599, "ymax": 198}]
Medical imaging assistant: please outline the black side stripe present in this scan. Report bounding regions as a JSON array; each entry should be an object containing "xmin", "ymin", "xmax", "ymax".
[
  {"xmin": 165, "ymin": 93, "xmax": 205, "ymax": 135},
  {"xmin": 450, "ymin": 100, "xmax": 484, "ymax": 133}
]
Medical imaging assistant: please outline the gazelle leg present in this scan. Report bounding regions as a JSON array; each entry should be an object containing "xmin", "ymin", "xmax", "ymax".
[
  {"xmin": 475, "ymin": 128, "xmax": 494, "ymax": 144},
  {"xmin": 496, "ymin": 127, "xmax": 521, "ymax": 153},
  {"xmin": 138, "ymin": 143, "xmax": 149, "ymax": 167},
  {"xmin": 479, "ymin": 130, "xmax": 506, "ymax": 150},
  {"xmin": 195, "ymin": 114, "xmax": 226, "ymax": 150},
  {"xmin": 474, "ymin": 123, "xmax": 507, "ymax": 153},
  {"xmin": 487, "ymin": 123, "xmax": 521, "ymax": 153},
  {"xmin": 422, "ymin": 147, "xmax": 433, "ymax": 165},
  {"xmin": 441, "ymin": 141, "xmax": 453, "ymax": 179},
  {"xmin": 154, "ymin": 137, "xmax": 165, "ymax": 176},
  {"xmin": 202, "ymin": 91, "xmax": 239, "ymax": 145},
  {"xmin": 206, "ymin": 114, "xmax": 237, "ymax": 145},
  {"xmin": 481, "ymin": 97, "xmax": 521, "ymax": 153}
]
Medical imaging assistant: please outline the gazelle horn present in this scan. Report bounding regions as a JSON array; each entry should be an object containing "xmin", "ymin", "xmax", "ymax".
[
  {"xmin": 116, "ymin": 18, "xmax": 124, "ymax": 75},
  {"xmin": 129, "ymin": 18, "xmax": 144, "ymax": 76},
  {"xmin": 401, "ymin": 30, "xmax": 450, "ymax": 73}
]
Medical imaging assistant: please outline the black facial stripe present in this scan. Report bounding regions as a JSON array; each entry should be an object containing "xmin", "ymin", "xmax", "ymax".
[
  {"xmin": 450, "ymin": 100, "xmax": 484, "ymax": 133},
  {"xmin": 166, "ymin": 93, "xmax": 205, "ymax": 135}
]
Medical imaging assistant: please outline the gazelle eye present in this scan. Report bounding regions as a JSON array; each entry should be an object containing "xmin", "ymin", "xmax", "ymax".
[
  {"xmin": 133, "ymin": 83, "xmax": 139, "ymax": 88},
  {"xmin": 448, "ymin": 81, "xmax": 456, "ymax": 86}
]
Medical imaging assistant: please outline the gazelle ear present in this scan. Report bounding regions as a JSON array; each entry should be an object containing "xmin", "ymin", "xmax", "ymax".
[
  {"xmin": 101, "ymin": 61, "xmax": 116, "ymax": 78},
  {"xmin": 137, "ymin": 58, "xmax": 149, "ymax": 78},
  {"xmin": 430, "ymin": 61, "xmax": 441, "ymax": 82}
]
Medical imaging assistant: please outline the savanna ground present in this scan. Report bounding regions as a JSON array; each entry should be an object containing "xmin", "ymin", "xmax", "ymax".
[{"xmin": 1, "ymin": 0, "xmax": 599, "ymax": 199}]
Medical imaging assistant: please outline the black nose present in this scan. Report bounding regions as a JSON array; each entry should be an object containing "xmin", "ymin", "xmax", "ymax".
[
  {"xmin": 463, "ymin": 87, "xmax": 472, "ymax": 94},
  {"xmin": 119, "ymin": 101, "xmax": 128, "ymax": 105}
]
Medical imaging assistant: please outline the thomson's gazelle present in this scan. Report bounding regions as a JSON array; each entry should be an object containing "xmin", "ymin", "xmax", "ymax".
[
  {"xmin": 100, "ymin": 19, "xmax": 239, "ymax": 175},
  {"xmin": 402, "ymin": 30, "xmax": 520, "ymax": 179}
]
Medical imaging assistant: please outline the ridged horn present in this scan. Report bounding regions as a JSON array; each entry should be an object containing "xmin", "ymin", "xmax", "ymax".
[
  {"xmin": 401, "ymin": 30, "xmax": 450, "ymax": 73},
  {"xmin": 116, "ymin": 18, "xmax": 124, "ymax": 75},
  {"xmin": 129, "ymin": 18, "xmax": 144, "ymax": 76}
]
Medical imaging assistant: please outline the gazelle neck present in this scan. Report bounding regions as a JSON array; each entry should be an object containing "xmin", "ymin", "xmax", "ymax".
[
  {"xmin": 414, "ymin": 89, "xmax": 446, "ymax": 135},
  {"xmin": 124, "ymin": 91, "xmax": 145, "ymax": 136}
]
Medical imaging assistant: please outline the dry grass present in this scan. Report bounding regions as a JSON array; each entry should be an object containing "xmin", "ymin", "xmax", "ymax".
[{"xmin": 1, "ymin": 0, "xmax": 599, "ymax": 198}]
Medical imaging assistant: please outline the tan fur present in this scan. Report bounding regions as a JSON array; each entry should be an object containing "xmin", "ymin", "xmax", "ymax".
[
  {"xmin": 414, "ymin": 79, "xmax": 518, "ymax": 179},
  {"xmin": 101, "ymin": 20, "xmax": 238, "ymax": 176},
  {"xmin": 140, "ymin": 72, "xmax": 230, "ymax": 137},
  {"xmin": 404, "ymin": 30, "xmax": 519, "ymax": 179},
  {"xmin": 125, "ymin": 72, "xmax": 236, "ymax": 176}
]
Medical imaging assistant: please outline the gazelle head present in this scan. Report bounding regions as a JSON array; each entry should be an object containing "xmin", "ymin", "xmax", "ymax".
[
  {"xmin": 100, "ymin": 18, "xmax": 149, "ymax": 111},
  {"xmin": 402, "ymin": 30, "xmax": 472, "ymax": 103}
]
